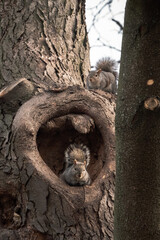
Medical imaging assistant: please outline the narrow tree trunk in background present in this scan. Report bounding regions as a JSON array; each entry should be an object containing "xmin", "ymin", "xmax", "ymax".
[
  {"xmin": 115, "ymin": 0, "xmax": 160, "ymax": 239},
  {"xmin": 0, "ymin": 1, "xmax": 115, "ymax": 239}
]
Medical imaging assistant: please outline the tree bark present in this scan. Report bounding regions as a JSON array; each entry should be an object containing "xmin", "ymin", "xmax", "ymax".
[
  {"xmin": 0, "ymin": 0, "xmax": 116, "ymax": 239},
  {"xmin": 1, "ymin": 87, "xmax": 115, "ymax": 239},
  {"xmin": 114, "ymin": 0, "xmax": 160, "ymax": 239},
  {"xmin": 0, "ymin": 0, "xmax": 89, "ymax": 89}
]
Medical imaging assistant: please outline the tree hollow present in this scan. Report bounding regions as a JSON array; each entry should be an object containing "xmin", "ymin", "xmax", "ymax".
[{"xmin": 12, "ymin": 86, "xmax": 115, "ymax": 207}]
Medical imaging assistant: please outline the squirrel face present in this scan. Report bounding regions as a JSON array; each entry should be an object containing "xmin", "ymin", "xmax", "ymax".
[
  {"xmin": 87, "ymin": 69, "xmax": 102, "ymax": 88},
  {"xmin": 73, "ymin": 160, "xmax": 86, "ymax": 179}
]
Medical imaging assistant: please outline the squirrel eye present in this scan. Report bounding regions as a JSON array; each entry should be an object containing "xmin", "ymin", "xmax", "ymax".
[{"xmin": 95, "ymin": 74, "xmax": 98, "ymax": 77}]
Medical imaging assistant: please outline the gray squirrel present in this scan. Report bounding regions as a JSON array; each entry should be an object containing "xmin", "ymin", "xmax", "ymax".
[
  {"xmin": 86, "ymin": 57, "xmax": 118, "ymax": 93},
  {"xmin": 61, "ymin": 143, "xmax": 91, "ymax": 186}
]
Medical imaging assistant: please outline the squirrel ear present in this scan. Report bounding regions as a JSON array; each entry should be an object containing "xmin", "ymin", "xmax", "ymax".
[
  {"xmin": 84, "ymin": 160, "xmax": 86, "ymax": 166},
  {"xmin": 96, "ymin": 69, "xmax": 102, "ymax": 74},
  {"xmin": 74, "ymin": 159, "xmax": 77, "ymax": 165}
]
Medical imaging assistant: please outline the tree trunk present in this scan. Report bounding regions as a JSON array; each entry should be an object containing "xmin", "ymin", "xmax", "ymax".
[
  {"xmin": 0, "ymin": 0, "xmax": 89, "ymax": 89},
  {"xmin": 114, "ymin": 0, "xmax": 160, "ymax": 239},
  {"xmin": 0, "ymin": 0, "xmax": 116, "ymax": 239}
]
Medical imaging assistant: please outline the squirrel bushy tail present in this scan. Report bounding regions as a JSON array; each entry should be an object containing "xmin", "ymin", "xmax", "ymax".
[
  {"xmin": 65, "ymin": 143, "xmax": 90, "ymax": 167},
  {"xmin": 96, "ymin": 57, "xmax": 117, "ymax": 78}
]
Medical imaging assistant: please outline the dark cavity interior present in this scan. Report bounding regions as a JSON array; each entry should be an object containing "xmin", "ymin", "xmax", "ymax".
[{"xmin": 36, "ymin": 114, "xmax": 104, "ymax": 182}]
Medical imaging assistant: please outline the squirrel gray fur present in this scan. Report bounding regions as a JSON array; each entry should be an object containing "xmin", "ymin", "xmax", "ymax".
[
  {"xmin": 86, "ymin": 57, "xmax": 118, "ymax": 93},
  {"xmin": 62, "ymin": 143, "xmax": 91, "ymax": 186},
  {"xmin": 61, "ymin": 160, "xmax": 91, "ymax": 186}
]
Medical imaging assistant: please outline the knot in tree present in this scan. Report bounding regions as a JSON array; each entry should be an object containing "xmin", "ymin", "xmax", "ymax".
[{"xmin": 8, "ymin": 86, "xmax": 115, "ymax": 239}]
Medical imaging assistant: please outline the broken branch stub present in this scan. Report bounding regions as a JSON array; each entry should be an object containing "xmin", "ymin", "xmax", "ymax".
[
  {"xmin": 144, "ymin": 97, "xmax": 160, "ymax": 111},
  {"xmin": 68, "ymin": 114, "xmax": 95, "ymax": 134},
  {"xmin": 0, "ymin": 78, "xmax": 34, "ymax": 101},
  {"xmin": 0, "ymin": 78, "xmax": 35, "ymax": 112}
]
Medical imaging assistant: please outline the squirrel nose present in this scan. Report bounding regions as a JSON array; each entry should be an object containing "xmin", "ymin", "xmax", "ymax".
[{"xmin": 79, "ymin": 174, "xmax": 82, "ymax": 179}]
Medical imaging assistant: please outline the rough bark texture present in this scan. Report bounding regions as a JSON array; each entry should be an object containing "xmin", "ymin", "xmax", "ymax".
[
  {"xmin": 114, "ymin": 0, "xmax": 160, "ymax": 239},
  {"xmin": 0, "ymin": 0, "xmax": 116, "ymax": 239},
  {"xmin": 0, "ymin": 0, "xmax": 89, "ymax": 90}
]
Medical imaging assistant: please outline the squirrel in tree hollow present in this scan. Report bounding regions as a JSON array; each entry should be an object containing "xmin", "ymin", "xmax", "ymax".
[
  {"xmin": 61, "ymin": 143, "xmax": 91, "ymax": 186},
  {"xmin": 86, "ymin": 57, "xmax": 118, "ymax": 93}
]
